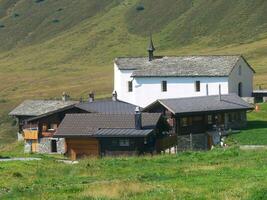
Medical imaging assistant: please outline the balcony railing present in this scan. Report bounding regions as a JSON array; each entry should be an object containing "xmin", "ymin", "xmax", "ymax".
[
  {"xmin": 23, "ymin": 128, "xmax": 38, "ymax": 140},
  {"xmin": 42, "ymin": 129, "xmax": 56, "ymax": 137}
]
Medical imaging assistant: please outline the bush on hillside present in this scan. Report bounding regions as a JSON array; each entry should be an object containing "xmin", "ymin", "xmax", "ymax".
[
  {"xmin": 136, "ymin": 5, "xmax": 144, "ymax": 11},
  {"xmin": 13, "ymin": 13, "xmax": 20, "ymax": 18},
  {"xmin": 52, "ymin": 19, "xmax": 60, "ymax": 23},
  {"xmin": 35, "ymin": 0, "xmax": 45, "ymax": 3}
]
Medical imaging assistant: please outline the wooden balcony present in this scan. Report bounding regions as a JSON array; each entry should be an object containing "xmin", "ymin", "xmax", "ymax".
[
  {"xmin": 23, "ymin": 129, "xmax": 38, "ymax": 140},
  {"xmin": 42, "ymin": 130, "xmax": 56, "ymax": 137}
]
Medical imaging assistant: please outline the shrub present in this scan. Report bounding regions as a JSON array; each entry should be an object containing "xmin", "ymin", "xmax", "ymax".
[
  {"xmin": 52, "ymin": 19, "xmax": 60, "ymax": 23},
  {"xmin": 35, "ymin": 0, "xmax": 45, "ymax": 3},
  {"xmin": 13, "ymin": 172, "xmax": 23, "ymax": 178},
  {"xmin": 0, "ymin": 24, "xmax": 5, "ymax": 28},
  {"xmin": 136, "ymin": 5, "xmax": 144, "ymax": 11},
  {"xmin": 13, "ymin": 13, "xmax": 20, "ymax": 18}
]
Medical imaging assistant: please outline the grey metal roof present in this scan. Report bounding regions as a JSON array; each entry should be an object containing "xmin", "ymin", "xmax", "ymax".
[
  {"xmin": 75, "ymin": 100, "xmax": 138, "ymax": 114},
  {"xmin": 115, "ymin": 55, "xmax": 249, "ymax": 77},
  {"xmin": 92, "ymin": 129, "xmax": 153, "ymax": 137},
  {"xmin": 54, "ymin": 113, "xmax": 161, "ymax": 138},
  {"xmin": 144, "ymin": 94, "xmax": 254, "ymax": 115},
  {"xmin": 9, "ymin": 100, "xmax": 78, "ymax": 117}
]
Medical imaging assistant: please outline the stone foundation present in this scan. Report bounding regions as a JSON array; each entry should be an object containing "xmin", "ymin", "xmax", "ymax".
[
  {"xmin": 37, "ymin": 138, "xmax": 66, "ymax": 154},
  {"xmin": 24, "ymin": 140, "xmax": 31, "ymax": 153}
]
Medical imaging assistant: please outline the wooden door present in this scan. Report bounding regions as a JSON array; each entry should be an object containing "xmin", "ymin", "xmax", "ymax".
[
  {"xmin": 32, "ymin": 140, "xmax": 38, "ymax": 152},
  {"xmin": 66, "ymin": 138, "xmax": 99, "ymax": 160}
]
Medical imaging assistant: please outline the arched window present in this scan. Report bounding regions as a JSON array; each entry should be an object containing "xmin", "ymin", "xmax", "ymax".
[{"xmin": 238, "ymin": 82, "xmax": 242, "ymax": 97}]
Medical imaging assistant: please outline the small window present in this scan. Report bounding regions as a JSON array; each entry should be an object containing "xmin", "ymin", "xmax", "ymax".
[
  {"xmin": 112, "ymin": 139, "xmax": 118, "ymax": 146},
  {"xmin": 238, "ymin": 65, "xmax": 242, "ymax": 75},
  {"xmin": 162, "ymin": 81, "xmax": 167, "ymax": 92},
  {"xmin": 128, "ymin": 81, "xmax": 133, "ymax": 92},
  {"xmin": 195, "ymin": 81, "xmax": 200, "ymax": 92},
  {"xmin": 181, "ymin": 117, "xmax": 188, "ymax": 127},
  {"xmin": 119, "ymin": 139, "xmax": 129, "ymax": 147},
  {"xmin": 207, "ymin": 115, "xmax": 213, "ymax": 124}
]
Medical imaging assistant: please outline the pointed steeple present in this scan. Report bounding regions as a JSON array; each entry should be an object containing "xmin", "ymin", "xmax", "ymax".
[{"xmin": 147, "ymin": 34, "xmax": 155, "ymax": 61}]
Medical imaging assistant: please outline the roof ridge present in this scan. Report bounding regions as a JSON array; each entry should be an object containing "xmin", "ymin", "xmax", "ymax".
[{"xmin": 115, "ymin": 55, "xmax": 242, "ymax": 59}]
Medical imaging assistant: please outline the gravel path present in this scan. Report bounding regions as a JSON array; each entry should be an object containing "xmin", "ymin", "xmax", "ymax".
[
  {"xmin": 0, "ymin": 158, "xmax": 41, "ymax": 162},
  {"xmin": 240, "ymin": 145, "xmax": 267, "ymax": 150}
]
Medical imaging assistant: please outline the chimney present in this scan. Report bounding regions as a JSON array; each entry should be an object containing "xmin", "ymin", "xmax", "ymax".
[
  {"xmin": 206, "ymin": 84, "xmax": 209, "ymax": 96},
  {"xmin": 147, "ymin": 34, "xmax": 155, "ymax": 61},
  {"xmin": 88, "ymin": 92, "xmax": 94, "ymax": 103},
  {"xmin": 219, "ymin": 84, "xmax": 222, "ymax": 101},
  {"xmin": 112, "ymin": 90, "xmax": 117, "ymax": 101},
  {"xmin": 135, "ymin": 107, "xmax": 142, "ymax": 130},
  {"xmin": 62, "ymin": 92, "xmax": 69, "ymax": 101}
]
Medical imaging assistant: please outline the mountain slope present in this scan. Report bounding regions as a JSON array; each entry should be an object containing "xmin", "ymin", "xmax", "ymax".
[{"xmin": 0, "ymin": 0, "xmax": 267, "ymax": 145}]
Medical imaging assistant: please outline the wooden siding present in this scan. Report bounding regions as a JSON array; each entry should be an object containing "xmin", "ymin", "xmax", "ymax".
[
  {"xmin": 32, "ymin": 140, "xmax": 38, "ymax": 152},
  {"xmin": 23, "ymin": 129, "xmax": 38, "ymax": 140},
  {"xmin": 66, "ymin": 138, "xmax": 99, "ymax": 160}
]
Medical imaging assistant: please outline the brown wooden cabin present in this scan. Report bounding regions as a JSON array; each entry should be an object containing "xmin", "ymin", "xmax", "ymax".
[
  {"xmin": 9, "ymin": 94, "xmax": 138, "ymax": 154},
  {"xmin": 54, "ymin": 112, "xmax": 165, "ymax": 160},
  {"xmin": 143, "ymin": 94, "xmax": 254, "ymax": 150}
]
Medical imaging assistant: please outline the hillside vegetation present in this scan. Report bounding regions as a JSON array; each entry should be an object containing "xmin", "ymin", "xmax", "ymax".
[
  {"xmin": 0, "ymin": 0, "xmax": 267, "ymax": 144},
  {"xmin": 0, "ymin": 147, "xmax": 267, "ymax": 199}
]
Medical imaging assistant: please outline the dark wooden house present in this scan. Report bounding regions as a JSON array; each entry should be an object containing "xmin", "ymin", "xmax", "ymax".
[
  {"xmin": 9, "ymin": 93, "xmax": 140, "ymax": 154},
  {"xmin": 144, "ymin": 93, "xmax": 254, "ymax": 150},
  {"xmin": 54, "ymin": 111, "xmax": 163, "ymax": 160}
]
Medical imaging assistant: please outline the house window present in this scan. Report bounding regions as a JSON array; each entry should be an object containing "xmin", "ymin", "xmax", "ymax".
[
  {"xmin": 42, "ymin": 124, "xmax": 48, "ymax": 132},
  {"xmin": 195, "ymin": 81, "xmax": 200, "ymax": 92},
  {"xmin": 128, "ymin": 81, "xmax": 133, "ymax": 92},
  {"xmin": 181, "ymin": 117, "xmax": 188, "ymax": 127},
  {"xmin": 119, "ymin": 139, "xmax": 130, "ymax": 147},
  {"xmin": 112, "ymin": 139, "xmax": 118, "ymax": 146},
  {"xmin": 161, "ymin": 81, "xmax": 167, "ymax": 92},
  {"xmin": 207, "ymin": 115, "xmax": 213, "ymax": 124},
  {"xmin": 238, "ymin": 65, "xmax": 242, "ymax": 75}
]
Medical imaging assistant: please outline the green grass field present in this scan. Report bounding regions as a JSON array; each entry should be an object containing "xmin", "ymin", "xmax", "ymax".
[
  {"xmin": 229, "ymin": 103, "xmax": 267, "ymax": 145},
  {"xmin": 0, "ymin": 147, "xmax": 267, "ymax": 199}
]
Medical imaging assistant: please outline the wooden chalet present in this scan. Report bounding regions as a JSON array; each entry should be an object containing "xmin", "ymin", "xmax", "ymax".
[
  {"xmin": 9, "ymin": 92, "xmax": 139, "ymax": 154},
  {"xmin": 144, "ymin": 93, "xmax": 254, "ymax": 150},
  {"xmin": 54, "ymin": 110, "xmax": 165, "ymax": 160}
]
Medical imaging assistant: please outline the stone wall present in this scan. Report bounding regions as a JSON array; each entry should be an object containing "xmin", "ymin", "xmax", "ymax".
[
  {"xmin": 24, "ymin": 140, "xmax": 31, "ymax": 153},
  {"xmin": 37, "ymin": 138, "xmax": 66, "ymax": 154},
  {"xmin": 177, "ymin": 133, "xmax": 208, "ymax": 151}
]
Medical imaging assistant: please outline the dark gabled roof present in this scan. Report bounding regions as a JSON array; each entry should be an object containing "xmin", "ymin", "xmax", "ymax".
[
  {"xmin": 75, "ymin": 100, "xmax": 138, "ymax": 114},
  {"xmin": 115, "ymin": 55, "xmax": 255, "ymax": 77},
  {"xmin": 144, "ymin": 94, "xmax": 254, "ymax": 115},
  {"xmin": 9, "ymin": 100, "xmax": 78, "ymax": 117},
  {"xmin": 54, "ymin": 113, "xmax": 161, "ymax": 138}
]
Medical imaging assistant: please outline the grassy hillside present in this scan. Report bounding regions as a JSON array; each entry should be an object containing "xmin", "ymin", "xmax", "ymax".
[
  {"xmin": 0, "ymin": 0, "xmax": 267, "ymax": 144},
  {"xmin": 0, "ymin": 148, "xmax": 267, "ymax": 199}
]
